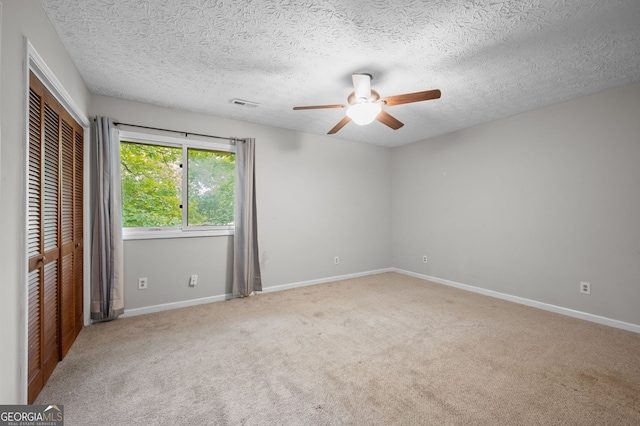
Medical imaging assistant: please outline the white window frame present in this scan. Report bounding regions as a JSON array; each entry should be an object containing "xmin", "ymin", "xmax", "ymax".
[{"xmin": 119, "ymin": 130, "xmax": 236, "ymax": 240}]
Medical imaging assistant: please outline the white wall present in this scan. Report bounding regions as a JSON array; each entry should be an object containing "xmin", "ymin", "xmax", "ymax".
[
  {"xmin": 91, "ymin": 95, "xmax": 393, "ymax": 311},
  {"xmin": 392, "ymin": 83, "xmax": 640, "ymax": 326},
  {"xmin": 0, "ymin": 0, "xmax": 90, "ymax": 404}
]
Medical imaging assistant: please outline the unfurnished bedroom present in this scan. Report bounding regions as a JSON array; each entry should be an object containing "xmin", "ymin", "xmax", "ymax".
[{"xmin": 0, "ymin": 1, "xmax": 639, "ymax": 425}]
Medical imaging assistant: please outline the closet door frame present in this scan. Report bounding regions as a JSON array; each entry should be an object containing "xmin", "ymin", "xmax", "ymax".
[{"xmin": 22, "ymin": 39, "xmax": 91, "ymax": 404}]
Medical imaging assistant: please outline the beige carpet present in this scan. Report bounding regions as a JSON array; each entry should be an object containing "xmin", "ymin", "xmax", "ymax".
[{"xmin": 36, "ymin": 272, "xmax": 640, "ymax": 425}]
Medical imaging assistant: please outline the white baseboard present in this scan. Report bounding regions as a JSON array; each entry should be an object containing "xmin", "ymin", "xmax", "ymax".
[
  {"xmin": 260, "ymin": 268, "xmax": 395, "ymax": 294},
  {"xmin": 120, "ymin": 293, "xmax": 232, "ymax": 318},
  {"xmin": 393, "ymin": 268, "xmax": 640, "ymax": 334},
  {"xmin": 120, "ymin": 268, "xmax": 394, "ymax": 318}
]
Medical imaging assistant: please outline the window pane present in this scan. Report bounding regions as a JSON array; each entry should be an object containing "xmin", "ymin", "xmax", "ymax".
[
  {"xmin": 188, "ymin": 148, "xmax": 235, "ymax": 226},
  {"xmin": 120, "ymin": 142, "xmax": 182, "ymax": 227}
]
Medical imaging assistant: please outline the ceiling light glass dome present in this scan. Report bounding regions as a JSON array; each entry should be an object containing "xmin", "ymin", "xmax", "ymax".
[{"xmin": 346, "ymin": 102, "xmax": 382, "ymax": 125}]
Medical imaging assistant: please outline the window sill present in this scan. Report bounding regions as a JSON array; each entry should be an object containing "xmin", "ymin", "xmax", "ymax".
[{"xmin": 123, "ymin": 228, "xmax": 234, "ymax": 241}]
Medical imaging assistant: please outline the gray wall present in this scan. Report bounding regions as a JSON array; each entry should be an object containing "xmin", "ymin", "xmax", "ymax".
[
  {"xmin": 91, "ymin": 95, "xmax": 393, "ymax": 310},
  {"xmin": 392, "ymin": 83, "xmax": 640, "ymax": 325},
  {"xmin": 123, "ymin": 237, "xmax": 233, "ymax": 309},
  {"xmin": 0, "ymin": 0, "xmax": 91, "ymax": 403}
]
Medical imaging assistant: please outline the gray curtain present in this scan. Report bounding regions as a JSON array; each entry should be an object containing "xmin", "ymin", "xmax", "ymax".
[
  {"xmin": 91, "ymin": 117, "xmax": 125, "ymax": 320},
  {"xmin": 232, "ymin": 138, "xmax": 262, "ymax": 297}
]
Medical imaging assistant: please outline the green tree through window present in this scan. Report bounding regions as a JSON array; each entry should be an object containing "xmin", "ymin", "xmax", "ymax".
[
  {"xmin": 121, "ymin": 142, "xmax": 182, "ymax": 227},
  {"xmin": 188, "ymin": 148, "xmax": 235, "ymax": 226},
  {"xmin": 120, "ymin": 141, "xmax": 235, "ymax": 230}
]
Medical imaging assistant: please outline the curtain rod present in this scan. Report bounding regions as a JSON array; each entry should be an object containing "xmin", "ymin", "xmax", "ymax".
[{"xmin": 112, "ymin": 121, "xmax": 240, "ymax": 143}]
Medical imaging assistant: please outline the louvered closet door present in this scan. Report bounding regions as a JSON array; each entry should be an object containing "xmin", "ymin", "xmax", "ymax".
[
  {"xmin": 59, "ymin": 109, "xmax": 84, "ymax": 355},
  {"xmin": 73, "ymin": 129, "xmax": 84, "ymax": 337},
  {"xmin": 27, "ymin": 71, "xmax": 84, "ymax": 403},
  {"xmin": 27, "ymin": 75, "xmax": 60, "ymax": 403},
  {"xmin": 27, "ymin": 77, "xmax": 46, "ymax": 404},
  {"xmin": 60, "ymin": 118, "xmax": 75, "ymax": 356}
]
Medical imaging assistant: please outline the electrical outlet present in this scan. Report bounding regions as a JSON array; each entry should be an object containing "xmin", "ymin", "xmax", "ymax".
[
  {"xmin": 189, "ymin": 274, "xmax": 198, "ymax": 286},
  {"xmin": 334, "ymin": 256, "xmax": 340, "ymax": 265},
  {"xmin": 580, "ymin": 281, "xmax": 591, "ymax": 295},
  {"xmin": 422, "ymin": 255, "xmax": 428, "ymax": 263},
  {"xmin": 138, "ymin": 277, "xmax": 148, "ymax": 290}
]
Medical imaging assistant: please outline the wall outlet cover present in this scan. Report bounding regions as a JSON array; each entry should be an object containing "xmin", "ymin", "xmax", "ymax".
[
  {"xmin": 138, "ymin": 277, "xmax": 148, "ymax": 290},
  {"xmin": 580, "ymin": 281, "xmax": 591, "ymax": 295}
]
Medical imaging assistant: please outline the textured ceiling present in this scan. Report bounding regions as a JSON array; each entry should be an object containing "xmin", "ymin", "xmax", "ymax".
[{"xmin": 39, "ymin": 0, "xmax": 640, "ymax": 147}]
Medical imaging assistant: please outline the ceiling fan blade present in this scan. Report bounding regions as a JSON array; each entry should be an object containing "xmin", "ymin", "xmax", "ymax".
[
  {"xmin": 328, "ymin": 116, "xmax": 351, "ymax": 134},
  {"xmin": 382, "ymin": 89, "xmax": 441, "ymax": 107},
  {"xmin": 352, "ymin": 73, "xmax": 372, "ymax": 100},
  {"xmin": 293, "ymin": 104, "xmax": 346, "ymax": 110},
  {"xmin": 376, "ymin": 110, "xmax": 404, "ymax": 130}
]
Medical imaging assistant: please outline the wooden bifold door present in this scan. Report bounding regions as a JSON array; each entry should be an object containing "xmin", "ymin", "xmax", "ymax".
[{"xmin": 27, "ymin": 71, "xmax": 84, "ymax": 403}]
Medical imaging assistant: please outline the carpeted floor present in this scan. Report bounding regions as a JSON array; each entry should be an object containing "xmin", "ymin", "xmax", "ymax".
[{"xmin": 36, "ymin": 272, "xmax": 640, "ymax": 425}]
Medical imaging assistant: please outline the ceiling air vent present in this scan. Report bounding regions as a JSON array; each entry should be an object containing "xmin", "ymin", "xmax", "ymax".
[{"xmin": 230, "ymin": 98, "xmax": 259, "ymax": 108}]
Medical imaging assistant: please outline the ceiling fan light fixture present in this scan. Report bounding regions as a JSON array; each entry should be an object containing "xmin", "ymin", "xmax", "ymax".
[
  {"xmin": 346, "ymin": 102, "xmax": 382, "ymax": 125},
  {"xmin": 292, "ymin": 73, "xmax": 439, "ymax": 134}
]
